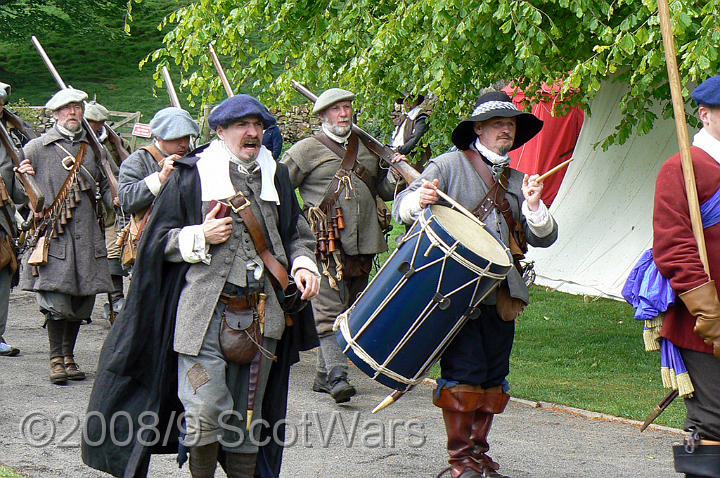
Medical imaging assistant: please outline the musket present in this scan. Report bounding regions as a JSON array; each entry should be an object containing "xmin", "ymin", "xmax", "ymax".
[
  {"xmin": 291, "ymin": 81, "xmax": 485, "ymax": 228},
  {"xmin": 161, "ymin": 66, "xmax": 182, "ymax": 108},
  {"xmin": 292, "ymin": 81, "xmax": 419, "ymax": 185},
  {"xmin": 1, "ymin": 108, "xmax": 39, "ymax": 142},
  {"xmin": 104, "ymin": 125, "xmax": 130, "ymax": 162},
  {"xmin": 0, "ymin": 120, "xmax": 45, "ymax": 211},
  {"xmin": 640, "ymin": 389, "xmax": 679, "ymax": 432},
  {"xmin": 208, "ymin": 44, "xmax": 235, "ymax": 98},
  {"xmin": 30, "ymin": 36, "xmax": 119, "ymax": 202}
]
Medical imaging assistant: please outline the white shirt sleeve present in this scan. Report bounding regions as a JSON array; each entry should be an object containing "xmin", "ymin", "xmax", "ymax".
[
  {"xmin": 397, "ymin": 189, "xmax": 424, "ymax": 225},
  {"xmin": 144, "ymin": 172, "xmax": 163, "ymax": 196},
  {"xmin": 521, "ymin": 200, "xmax": 555, "ymax": 238},
  {"xmin": 177, "ymin": 224, "xmax": 211, "ymax": 264},
  {"xmin": 291, "ymin": 255, "xmax": 321, "ymax": 278}
]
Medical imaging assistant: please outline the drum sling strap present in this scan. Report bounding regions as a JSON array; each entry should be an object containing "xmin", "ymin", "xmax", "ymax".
[{"xmin": 462, "ymin": 149, "xmax": 527, "ymax": 264}]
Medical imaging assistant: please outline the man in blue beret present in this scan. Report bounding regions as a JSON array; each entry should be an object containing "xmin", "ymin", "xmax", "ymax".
[
  {"xmin": 16, "ymin": 89, "xmax": 115, "ymax": 383},
  {"xmin": 117, "ymin": 106, "xmax": 199, "ymax": 269},
  {"xmin": 83, "ymin": 94, "xmax": 320, "ymax": 478},
  {"xmin": 653, "ymin": 74, "xmax": 720, "ymax": 476}
]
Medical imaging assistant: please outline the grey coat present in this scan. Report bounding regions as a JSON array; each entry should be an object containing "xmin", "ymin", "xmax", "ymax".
[
  {"xmin": 281, "ymin": 135, "xmax": 395, "ymax": 256},
  {"xmin": 393, "ymin": 149, "xmax": 558, "ymax": 304},
  {"xmin": 118, "ymin": 148, "xmax": 164, "ymax": 215},
  {"xmin": 0, "ymin": 141, "xmax": 26, "ymax": 238},
  {"xmin": 19, "ymin": 127, "xmax": 113, "ymax": 296},
  {"xmin": 168, "ymin": 163, "xmax": 316, "ymax": 356}
]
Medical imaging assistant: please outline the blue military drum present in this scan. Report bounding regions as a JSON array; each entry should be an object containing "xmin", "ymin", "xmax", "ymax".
[{"xmin": 334, "ymin": 204, "xmax": 513, "ymax": 392}]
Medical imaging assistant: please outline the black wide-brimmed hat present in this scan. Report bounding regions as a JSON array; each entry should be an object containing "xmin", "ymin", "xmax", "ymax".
[{"xmin": 451, "ymin": 91, "xmax": 543, "ymax": 151}]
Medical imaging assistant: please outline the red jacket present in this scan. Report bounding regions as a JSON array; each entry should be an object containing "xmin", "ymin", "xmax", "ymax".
[{"xmin": 654, "ymin": 146, "xmax": 717, "ymax": 353}]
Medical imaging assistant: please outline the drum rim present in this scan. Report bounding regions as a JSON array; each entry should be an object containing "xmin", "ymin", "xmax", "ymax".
[{"xmin": 422, "ymin": 206, "xmax": 512, "ymax": 273}]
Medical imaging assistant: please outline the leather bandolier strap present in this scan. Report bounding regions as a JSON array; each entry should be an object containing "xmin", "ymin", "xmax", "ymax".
[
  {"xmin": 463, "ymin": 149, "xmax": 527, "ymax": 262},
  {"xmin": 227, "ymin": 191, "xmax": 290, "ymax": 292},
  {"xmin": 40, "ymin": 143, "xmax": 88, "ymax": 238},
  {"xmin": 133, "ymin": 144, "xmax": 168, "ymax": 239}
]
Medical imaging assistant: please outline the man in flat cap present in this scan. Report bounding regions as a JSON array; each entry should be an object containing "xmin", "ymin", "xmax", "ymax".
[
  {"xmin": 653, "ymin": 75, "xmax": 720, "ymax": 476},
  {"xmin": 117, "ymin": 106, "xmax": 199, "ymax": 268},
  {"xmin": 394, "ymin": 90, "xmax": 558, "ymax": 478},
  {"xmin": 280, "ymin": 87, "xmax": 403, "ymax": 403},
  {"xmin": 83, "ymin": 94, "xmax": 320, "ymax": 478},
  {"xmin": 0, "ymin": 81, "xmax": 28, "ymax": 357},
  {"xmin": 16, "ymin": 88, "xmax": 114, "ymax": 384}
]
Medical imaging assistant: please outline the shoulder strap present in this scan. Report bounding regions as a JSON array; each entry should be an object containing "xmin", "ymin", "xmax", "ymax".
[
  {"xmin": 313, "ymin": 132, "xmax": 361, "ymax": 213},
  {"xmin": 227, "ymin": 191, "xmax": 290, "ymax": 291},
  {"xmin": 463, "ymin": 149, "xmax": 527, "ymax": 257},
  {"xmin": 141, "ymin": 144, "xmax": 166, "ymax": 164}
]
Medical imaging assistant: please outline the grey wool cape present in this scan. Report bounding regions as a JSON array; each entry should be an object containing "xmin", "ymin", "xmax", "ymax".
[{"xmin": 81, "ymin": 150, "xmax": 318, "ymax": 478}]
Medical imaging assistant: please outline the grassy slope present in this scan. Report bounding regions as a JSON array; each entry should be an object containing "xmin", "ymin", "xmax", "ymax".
[{"xmin": 0, "ymin": 0, "xmax": 183, "ymax": 120}]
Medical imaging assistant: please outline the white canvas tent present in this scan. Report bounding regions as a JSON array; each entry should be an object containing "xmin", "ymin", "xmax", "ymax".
[{"xmin": 527, "ymin": 81, "xmax": 697, "ymax": 300}]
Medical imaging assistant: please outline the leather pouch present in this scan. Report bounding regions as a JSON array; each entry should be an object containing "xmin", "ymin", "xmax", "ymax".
[
  {"xmin": 28, "ymin": 234, "xmax": 50, "ymax": 266},
  {"xmin": 495, "ymin": 280, "xmax": 526, "ymax": 322},
  {"xmin": 344, "ymin": 254, "xmax": 374, "ymax": 278},
  {"xmin": 0, "ymin": 234, "xmax": 17, "ymax": 273},
  {"xmin": 376, "ymin": 197, "xmax": 393, "ymax": 234},
  {"xmin": 219, "ymin": 307, "xmax": 261, "ymax": 365}
]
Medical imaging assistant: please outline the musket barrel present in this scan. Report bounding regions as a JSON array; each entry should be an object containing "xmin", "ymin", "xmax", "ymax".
[
  {"xmin": 162, "ymin": 66, "xmax": 182, "ymax": 108},
  {"xmin": 30, "ymin": 36, "xmax": 119, "ymax": 201},
  {"xmin": 31, "ymin": 36, "xmax": 67, "ymax": 89},
  {"xmin": 209, "ymin": 44, "xmax": 235, "ymax": 98},
  {"xmin": 291, "ymin": 80, "xmax": 419, "ymax": 184}
]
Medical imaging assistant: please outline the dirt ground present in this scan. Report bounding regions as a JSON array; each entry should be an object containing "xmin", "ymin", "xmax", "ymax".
[{"xmin": 0, "ymin": 289, "xmax": 685, "ymax": 477}]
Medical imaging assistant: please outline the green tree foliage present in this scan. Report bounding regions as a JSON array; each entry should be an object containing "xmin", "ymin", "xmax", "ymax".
[
  {"xmin": 146, "ymin": 0, "xmax": 720, "ymax": 148},
  {"xmin": 0, "ymin": 0, "xmax": 132, "ymax": 42}
]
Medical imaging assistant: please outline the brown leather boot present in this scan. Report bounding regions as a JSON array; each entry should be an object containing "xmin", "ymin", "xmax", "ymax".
[
  {"xmin": 435, "ymin": 385, "xmax": 511, "ymax": 478},
  {"xmin": 50, "ymin": 357, "xmax": 67, "ymax": 384},
  {"xmin": 189, "ymin": 442, "xmax": 219, "ymax": 478},
  {"xmin": 224, "ymin": 451, "xmax": 257, "ymax": 478},
  {"xmin": 442, "ymin": 408, "xmax": 483, "ymax": 478},
  {"xmin": 64, "ymin": 355, "xmax": 86, "ymax": 380}
]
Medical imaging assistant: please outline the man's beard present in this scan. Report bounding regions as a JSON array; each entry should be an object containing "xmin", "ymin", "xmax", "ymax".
[
  {"xmin": 61, "ymin": 119, "xmax": 82, "ymax": 133},
  {"xmin": 324, "ymin": 120, "xmax": 351, "ymax": 137},
  {"xmin": 497, "ymin": 144, "xmax": 512, "ymax": 156}
]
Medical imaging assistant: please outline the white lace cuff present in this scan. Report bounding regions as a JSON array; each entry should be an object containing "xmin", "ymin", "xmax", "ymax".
[{"xmin": 178, "ymin": 225, "xmax": 211, "ymax": 264}]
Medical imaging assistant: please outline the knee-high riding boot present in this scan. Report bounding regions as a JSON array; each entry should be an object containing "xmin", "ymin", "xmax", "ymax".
[{"xmin": 434, "ymin": 385, "xmax": 511, "ymax": 478}]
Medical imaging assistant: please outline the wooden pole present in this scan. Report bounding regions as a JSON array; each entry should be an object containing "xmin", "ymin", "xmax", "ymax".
[{"xmin": 657, "ymin": 0, "xmax": 710, "ymax": 275}]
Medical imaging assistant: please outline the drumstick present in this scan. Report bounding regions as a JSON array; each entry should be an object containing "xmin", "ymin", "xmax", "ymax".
[
  {"xmin": 535, "ymin": 157, "xmax": 574, "ymax": 182},
  {"xmin": 423, "ymin": 181, "xmax": 486, "ymax": 228}
]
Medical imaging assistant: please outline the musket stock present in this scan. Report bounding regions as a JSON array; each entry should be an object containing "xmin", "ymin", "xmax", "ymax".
[
  {"xmin": 0, "ymin": 120, "xmax": 45, "ymax": 211},
  {"xmin": 104, "ymin": 125, "xmax": 130, "ymax": 162},
  {"xmin": 291, "ymin": 80, "xmax": 419, "ymax": 185},
  {"xmin": 30, "ymin": 36, "xmax": 119, "ymax": 202},
  {"xmin": 2, "ymin": 109, "xmax": 39, "ymax": 141}
]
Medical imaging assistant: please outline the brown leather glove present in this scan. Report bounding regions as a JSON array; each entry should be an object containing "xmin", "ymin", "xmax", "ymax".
[{"xmin": 679, "ymin": 280, "xmax": 720, "ymax": 359}]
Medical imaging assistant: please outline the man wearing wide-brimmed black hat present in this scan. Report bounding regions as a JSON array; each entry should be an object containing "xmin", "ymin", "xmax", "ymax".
[{"xmin": 394, "ymin": 90, "xmax": 558, "ymax": 478}]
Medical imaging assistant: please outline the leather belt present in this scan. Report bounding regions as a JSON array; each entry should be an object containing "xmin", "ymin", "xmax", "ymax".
[{"xmin": 219, "ymin": 291, "xmax": 261, "ymax": 311}]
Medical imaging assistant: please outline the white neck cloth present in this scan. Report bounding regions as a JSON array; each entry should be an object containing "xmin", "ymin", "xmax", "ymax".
[{"xmin": 196, "ymin": 139, "xmax": 279, "ymax": 204}]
